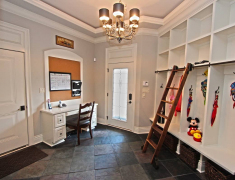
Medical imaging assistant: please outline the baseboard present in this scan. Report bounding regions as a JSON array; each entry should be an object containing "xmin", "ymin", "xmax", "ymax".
[
  {"xmin": 97, "ymin": 117, "xmax": 107, "ymax": 125},
  {"xmin": 34, "ymin": 134, "xmax": 43, "ymax": 145},
  {"xmin": 133, "ymin": 126, "xmax": 151, "ymax": 134}
]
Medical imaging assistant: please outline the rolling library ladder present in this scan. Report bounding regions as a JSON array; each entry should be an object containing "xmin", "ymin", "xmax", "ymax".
[{"xmin": 142, "ymin": 63, "xmax": 193, "ymax": 168}]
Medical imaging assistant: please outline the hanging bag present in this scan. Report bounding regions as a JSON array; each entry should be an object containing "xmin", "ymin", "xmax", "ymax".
[{"xmin": 175, "ymin": 76, "xmax": 183, "ymax": 116}]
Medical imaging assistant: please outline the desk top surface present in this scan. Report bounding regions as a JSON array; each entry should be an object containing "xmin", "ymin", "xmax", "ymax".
[{"xmin": 40, "ymin": 103, "xmax": 97, "ymax": 115}]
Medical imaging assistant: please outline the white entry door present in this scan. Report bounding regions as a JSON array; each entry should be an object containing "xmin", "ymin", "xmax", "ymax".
[
  {"xmin": 108, "ymin": 62, "xmax": 134, "ymax": 131},
  {"xmin": 0, "ymin": 49, "xmax": 28, "ymax": 155}
]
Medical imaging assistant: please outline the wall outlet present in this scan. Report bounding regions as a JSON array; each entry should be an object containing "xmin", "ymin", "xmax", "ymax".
[
  {"xmin": 142, "ymin": 87, "xmax": 150, "ymax": 93},
  {"xmin": 39, "ymin": 88, "xmax": 45, "ymax": 93}
]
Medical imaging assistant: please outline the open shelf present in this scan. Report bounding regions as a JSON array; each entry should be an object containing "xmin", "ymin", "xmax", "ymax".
[
  {"xmin": 170, "ymin": 21, "xmax": 187, "ymax": 49},
  {"xmin": 214, "ymin": 0, "xmax": 235, "ymax": 31},
  {"xmin": 186, "ymin": 35, "xmax": 211, "ymax": 64},
  {"xmin": 159, "ymin": 31, "xmax": 170, "ymax": 54},
  {"xmin": 180, "ymin": 67, "xmax": 209, "ymax": 135},
  {"xmin": 169, "ymin": 45, "xmax": 186, "ymax": 69},
  {"xmin": 157, "ymin": 51, "xmax": 169, "ymax": 71},
  {"xmin": 211, "ymin": 25, "xmax": 235, "ymax": 63},
  {"xmin": 187, "ymin": 5, "xmax": 213, "ymax": 42}
]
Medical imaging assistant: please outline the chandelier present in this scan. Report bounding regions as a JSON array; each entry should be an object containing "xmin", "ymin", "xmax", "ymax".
[{"xmin": 99, "ymin": 1, "xmax": 140, "ymax": 43}]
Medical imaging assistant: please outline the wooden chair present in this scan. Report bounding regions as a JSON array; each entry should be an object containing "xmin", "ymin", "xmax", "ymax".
[{"xmin": 66, "ymin": 101, "xmax": 95, "ymax": 145}]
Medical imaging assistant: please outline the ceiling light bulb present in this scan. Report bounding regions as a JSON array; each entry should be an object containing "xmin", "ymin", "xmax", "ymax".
[{"xmin": 130, "ymin": 15, "xmax": 140, "ymax": 22}]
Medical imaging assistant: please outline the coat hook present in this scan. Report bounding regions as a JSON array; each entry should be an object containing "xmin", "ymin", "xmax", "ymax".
[
  {"xmin": 160, "ymin": 84, "xmax": 163, "ymax": 88},
  {"xmin": 202, "ymin": 72, "xmax": 206, "ymax": 76},
  {"xmin": 189, "ymin": 85, "xmax": 193, "ymax": 92},
  {"xmin": 233, "ymin": 72, "xmax": 235, "ymax": 74},
  {"xmin": 215, "ymin": 86, "xmax": 220, "ymax": 94}
]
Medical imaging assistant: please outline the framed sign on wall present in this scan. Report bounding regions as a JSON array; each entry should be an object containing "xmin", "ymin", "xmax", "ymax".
[
  {"xmin": 49, "ymin": 72, "xmax": 71, "ymax": 91},
  {"xmin": 56, "ymin": 35, "xmax": 74, "ymax": 49}
]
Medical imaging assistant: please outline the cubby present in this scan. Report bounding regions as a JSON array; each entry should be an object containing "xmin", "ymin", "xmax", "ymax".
[
  {"xmin": 170, "ymin": 21, "xmax": 187, "ymax": 49},
  {"xmin": 211, "ymin": 25, "xmax": 235, "ymax": 63},
  {"xmin": 214, "ymin": 0, "xmax": 235, "ymax": 31},
  {"xmin": 157, "ymin": 51, "xmax": 169, "ymax": 71},
  {"xmin": 187, "ymin": 5, "xmax": 213, "ymax": 42},
  {"xmin": 169, "ymin": 45, "xmax": 186, "ymax": 69},
  {"xmin": 186, "ymin": 35, "xmax": 211, "ymax": 64},
  {"xmin": 159, "ymin": 31, "xmax": 170, "ymax": 53}
]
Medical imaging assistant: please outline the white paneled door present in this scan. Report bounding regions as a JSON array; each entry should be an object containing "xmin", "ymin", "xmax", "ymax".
[
  {"xmin": 0, "ymin": 49, "xmax": 28, "ymax": 154},
  {"xmin": 108, "ymin": 62, "xmax": 134, "ymax": 131}
]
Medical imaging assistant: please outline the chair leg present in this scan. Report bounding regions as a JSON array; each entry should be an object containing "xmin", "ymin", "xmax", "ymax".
[
  {"xmin": 77, "ymin": 128, "xmax": 80, "ymax": 145},
  {"xmin": 89, "ymin": 125, "xmax": 93, "ymax": 139}
]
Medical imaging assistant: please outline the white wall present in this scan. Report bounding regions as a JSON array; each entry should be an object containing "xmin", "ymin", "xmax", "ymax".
[{"xmin": 0, "ymin": 10, "xmax": 95, "ymax": 136}]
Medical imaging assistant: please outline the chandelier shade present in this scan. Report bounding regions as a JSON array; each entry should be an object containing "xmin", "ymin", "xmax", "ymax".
[
  {"xmin": 99, "ymin": 1, "xmax": 140, "ymax": 43},
  {"xmin": 99, "ymin": 8, "xmax": 109, "ymax": 21},
  {"xmin": 130, "ymin": 8, "xmax": 140, "ymax": 22},
  {"xmin": 113, "ymin": 3, "xmax": 124, "ymax": 18}
]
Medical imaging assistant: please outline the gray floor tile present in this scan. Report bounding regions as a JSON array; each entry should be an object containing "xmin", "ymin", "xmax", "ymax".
[
  {"xmin": 128, "ymin": 141, "xmax": 144, "ymax": 151},
  {"xmin": 112, "ymin": 143, "xmax": 132, "ymax": 153},
  {"xmin": 40, "ymin": 173, "xmax": 68, "ymax": 180},
  {"xmin": 13, "ymin": 160, "xmax": 48, "ymax": 179},
  {"xmin": 94, "ymin": 144, "xmax": 114, "ymax": 155},
  {"xmin": 93, "ymin": 131, "xmax": 109, "ymax": 137},
  {"xmin": 80, "ymin": 139, "xmax": 94, "ymax": 146},
  {"xmin": 175, "ymin": 173, "xmax": 201, "ymax": 180},
  {"xmin": 116, "ymin": 152, "xmax": 139, "ymax": 166},
  {"xmin": 95, "ymin": 175, "xmax": 122, "ymax": 180},
  {"xmin": 68, "ymin": 170, "xmax": 95, "ymax": 180},
  {"xmin": 134, "ymin": 150, "xmax": 153, "ymax": 163},
  {"xmin": 73, "ymin": 145, "xmax": 94, "ymax": 157},
  {"xmin": 43, "ymin": 158, "xmax": 72, "ymax": 176},
  {"xmin": 40, "ymin": 149, "xmax": 56, "ymax": 161},
  {"xmin": 109, "ymin": 136, "xmax": 126, "ymax": 144},
  {"xmin": 158, "ymin": 148, "xmax": 177, "ymax": 161},
  {"xmin": 51, "ymin": 148, "xmax": 74, "ymax": 159},
  {"xmin": 141, "ymin": 162, "xmax": 172, "ymax": 180},
  {"xmin": 95, "ymin": 154, "xmax": 118, "ymax": 170},
  {"xmin": 70, "ymin": 155, "xmax": 94, "ymax": 172},
  {"xmin": 94, "ymin": 137, "xmax": 111, "ymax": 145},
  {"xmin": 95, "ymin": 167, "xmax": 120, "ymax": 177},
  {"xmin": 120, "ymin": 164, "xmax": 149, "ymax": 180},
  {"xmin": 161, "ymin": 159, "xmax": 193, "ymax": 176}
]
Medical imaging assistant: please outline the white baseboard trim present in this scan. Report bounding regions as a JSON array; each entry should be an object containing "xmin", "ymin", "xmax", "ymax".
[
  {"xmin": 34, "ymin": 134, "xmax": 43, "ymax": 145},
  {"xmin": 97, "ymin": 117, "xmax": 107, "ymax": 125},
  {"xmin": 133, "ymin": 126, "xmax": 151, "ymax": 134}
]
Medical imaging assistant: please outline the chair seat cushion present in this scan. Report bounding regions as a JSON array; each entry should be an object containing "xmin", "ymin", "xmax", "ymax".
[{"xmin": 66, "ymin": 118, "xmax": 90, "ymax": 127}]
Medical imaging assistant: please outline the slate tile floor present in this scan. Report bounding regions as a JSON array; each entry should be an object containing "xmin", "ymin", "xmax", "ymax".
[{"xmin": 3, "ymin": 124, "xmax": 206, "ymax": 180}]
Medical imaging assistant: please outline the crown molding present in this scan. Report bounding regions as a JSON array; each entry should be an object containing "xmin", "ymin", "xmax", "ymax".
[
  {"xmin": 140, "ymin": 16, "xmax": 164, "ymax": 25},
  {"xmin": 0, "ymin": 0, "xmax": 95, "ymax": 43},
  {"xmin": 24, "ymin": 0, "xmax": 96, "ymax": 33}
]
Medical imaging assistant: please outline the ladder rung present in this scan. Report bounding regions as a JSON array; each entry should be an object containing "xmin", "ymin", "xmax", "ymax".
[
  {"xmin": 167, "ymin": 87, "xmax": 179, "ymax": 90},
  {"xmin": 147, "ymin": 139, "xmax": 158, "ymax": 149},
  {"xmin": 161, "ymin": 100, "xmax": 173, "ymax": 104},
  {"xmin": 173, "ymin": 69, "xmax": 185, "ymax": 72},
  {"xmin": 152, "ymin": 125, "xmax": 163, "ymax": 135},
  {"xmin": 157, "ymin": 113, "xmax": 168, "ymax": 119}
]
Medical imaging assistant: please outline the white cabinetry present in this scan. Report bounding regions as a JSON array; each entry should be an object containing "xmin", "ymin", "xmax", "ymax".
[
  {"xmin": 41, "ymin": 104, "xmax": 98, "ymax": 146},
  {"xmin": 154, "ymin": 1, "xmax": 235, "ymax": 175}
]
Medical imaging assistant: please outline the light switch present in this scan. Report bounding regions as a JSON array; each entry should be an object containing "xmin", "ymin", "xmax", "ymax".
[
  {"xmin": 142, "ymin": 92, "xmax": 146, "ymax": 98},
  {"xmin": 142, "ymin": 87, "xmax": 150, "ymax": 93},
  {"xmin": 39, "ymin": 88, "xmax": 45, "ymax": 93}
]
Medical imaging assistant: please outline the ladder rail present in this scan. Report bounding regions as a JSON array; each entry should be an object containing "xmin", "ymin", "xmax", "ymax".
[{"xmin": 142, "ymin": 63, "xmax": 192, "ymax": 164}]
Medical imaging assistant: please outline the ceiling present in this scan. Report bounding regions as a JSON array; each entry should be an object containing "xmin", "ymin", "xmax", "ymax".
[
  {"xmin": 41, "ymin": 0, "xmax": 184, "ymax": 28},
  {"xmin": 4, "ymin": 0, "xmax": 185, "ymax": 37}
]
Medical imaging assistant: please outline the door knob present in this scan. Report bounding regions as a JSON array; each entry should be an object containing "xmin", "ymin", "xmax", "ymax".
[{"xmin": 18, "ymin": 105, "xmax": 25, "ymax": 111}]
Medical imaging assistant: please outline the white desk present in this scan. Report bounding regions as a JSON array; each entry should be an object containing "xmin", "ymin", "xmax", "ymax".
[{"xmin": 40, "ymin": 104, "xmax": 98, "ymax": 147}]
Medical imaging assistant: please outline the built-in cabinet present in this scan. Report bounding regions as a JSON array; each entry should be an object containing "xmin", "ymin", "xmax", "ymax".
[{"xmin": 153, "ymin": 0, "xmax": 235, "ymax": 175}]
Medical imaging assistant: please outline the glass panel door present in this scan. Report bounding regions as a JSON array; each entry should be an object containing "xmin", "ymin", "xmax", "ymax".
[{"xmin": 112, "ymin": 68, "xmax": 128, "ymax": 121}]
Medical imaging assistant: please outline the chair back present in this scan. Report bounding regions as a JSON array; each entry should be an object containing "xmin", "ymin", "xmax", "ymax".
[{"xmin": 78, "ymin": 101, "xmax": 95, "ymax": 125}]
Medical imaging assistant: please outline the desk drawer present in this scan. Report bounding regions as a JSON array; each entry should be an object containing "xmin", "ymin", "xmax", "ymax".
[
  {"xmin": 54, "ymin": 113, "xmax": 66, "ymax": 128},
  {"xmin": 54, "ymin": 126, "xmax": 66, "ymax": 143}
]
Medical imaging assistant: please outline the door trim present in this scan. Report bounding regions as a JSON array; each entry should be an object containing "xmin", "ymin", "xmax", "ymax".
[
  {"xmin": 105, "ymin": 44, "xmax": 137, "ymax": 132},
  {"xmin": 0, "ymin": 21, "xmax": 34, "ymax": 146}
]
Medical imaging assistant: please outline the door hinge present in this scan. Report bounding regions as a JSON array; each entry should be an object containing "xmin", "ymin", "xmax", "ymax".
[
  {"xmin": 107, "ymin": 93, "xmax": 108, "ymax": 96},
  {"xmin": 107, "ymin": 68, "xmax": 109, "ymax": 72},
  {"xmin": 107, "ymin": 116, "xmax": 108, "ymax": 120}
]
